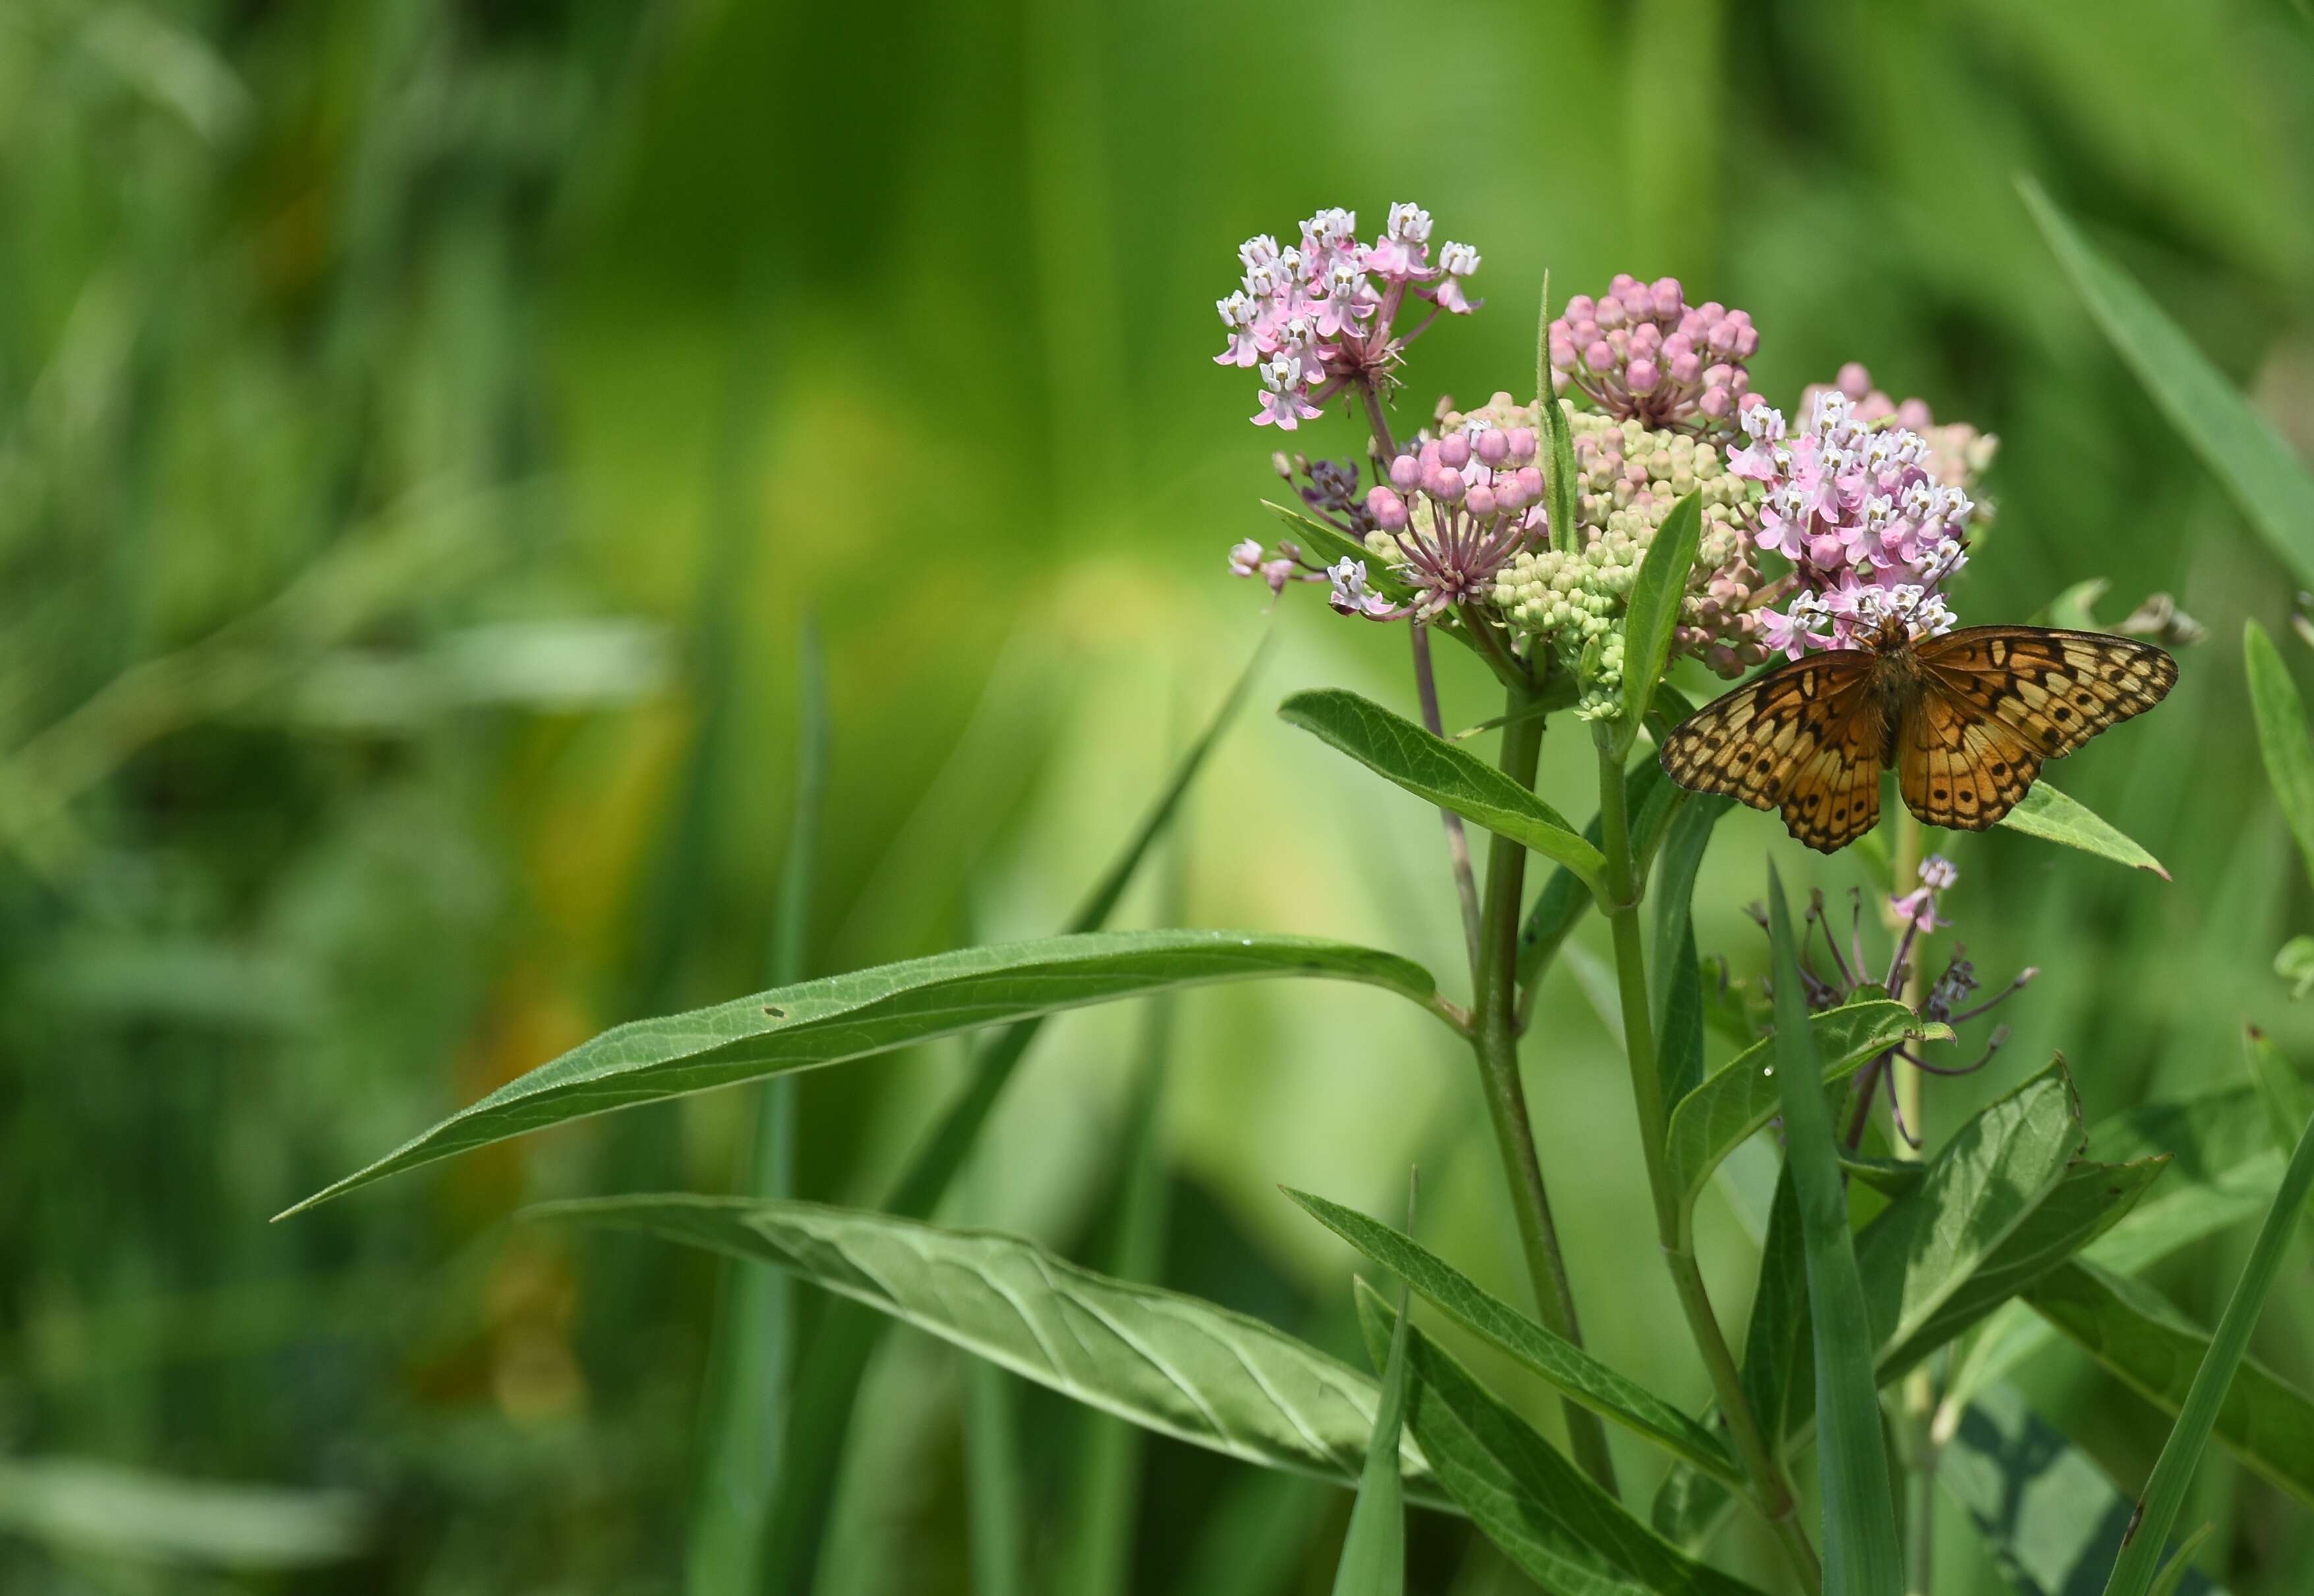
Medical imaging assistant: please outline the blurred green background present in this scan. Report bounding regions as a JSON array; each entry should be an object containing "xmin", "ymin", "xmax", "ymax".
[{"xmin": 7, "ymin": 0, "xmax": 2314, "ymax": 1591}]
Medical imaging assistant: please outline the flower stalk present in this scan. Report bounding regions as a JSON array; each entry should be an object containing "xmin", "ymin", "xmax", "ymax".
[{"xmin": 1593, "ymin": 728, "xmax": 1822, "ymax": 1593}]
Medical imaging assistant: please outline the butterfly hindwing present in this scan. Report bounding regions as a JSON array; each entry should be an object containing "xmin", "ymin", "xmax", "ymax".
[
  {"xmin": 1911, "ymin": 626, "xmax": 2176, "ymax": 759},
  {"xmin": 1659, "ymin": 651, "xmax": 1882, "ymax": 839},
  {"xmin": 1896, "ymin": 680, "xmax": 2042, "ymax": 830},
  {"xmin": 1777, "ymin": 693, "xmax": 1887, "ymax": 852}
]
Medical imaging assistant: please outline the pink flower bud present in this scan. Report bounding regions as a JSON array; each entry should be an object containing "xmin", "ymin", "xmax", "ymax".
[
  {"xmin": 1630, "ymin": 322, "xmax": 1663, "ymax": 355},
  {"xmin": 1586, "ymin": 339, "xmax": 1615, "ymax": 372},
  {"xmin": 1897, "ymin": 398, "xmax": 1933, "ymax": 430},
  {"xmin": 1651, "ymin": 277, "xmax": 1684, "ymax": 318},
  {"xmin": 1597, "ymin": 295, "xmax": 1628, "ymax": 329},
  {"xmin": 1810, "ymin": 532, "xmax": 1845, "ymax": 566},
  {"xmin": 1496, "ymin": 475, "xmax": 1533, "ymax": 511},
  {"xmin": 1837, "ymin": 362, "xmax": 1872, "ymax": 399},
  {"xmin": 1475, "ymin": 429, "xmax": 1510, "ymax": 465},
  {"xmin": 1514, "ymin": 465, "xmax": 1544, "ymax": 502},
  {"xmin": 1572, "ymin": 317, "xmax": 1599, "ymax": 345},
  {"xmin": 1388, "ymin": 453, "xmax": 1421, "ymax": 491},
  {"xmin": 1437, "ymin": 434, "xmax": 1471, "ymax": 469},
  {"xmin": 1465, "ymin": 483, "xmax": 1498, "ymax": 519},
  {"xmin": 1367, "ymin": 485, "xmax": 1409, "ymax": 529},
  {"xmin": 1426, "ymin": 467, "xmax": 1466, "ymax": 503},
  {"xmin": 1549, "ymin": 329, "xmax": 1577, "ymax": 367},
  {"xmin": 1626, "ymin": 358, "xmax": 1661, "ymax": 394},
  {"xmin": 1417, "ymin": 439, "xmax": 1442, "ymax": 472},
  {"xmin": 1565, "ymin": 295, "xmax": 1595, "ymax": 320},
  {"xmin": 1698, "ymin": 386, "xmax": 1731, "ymax": 419},
  {"xmin": 1507, "ymin": 428, "xmax": 1537, "ymax": 463},
  {"xmin": 1671, "ymin": 350, "xmax": 1702, "ymax": 384}
]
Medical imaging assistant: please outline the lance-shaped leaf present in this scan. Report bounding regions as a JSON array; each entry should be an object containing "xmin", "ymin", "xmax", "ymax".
[
  {"xmin": 539, "ymin": 1197, "xmax": 1442, "ymax": 1499},
  {"xmin": 1662, "ymin": 999, "xmax": 1942, "ymax": 1243},
  {"xmin": 1353, "ymin": 1284, "xmax": 1769, "ymax": 1596},
  {"xmin": 1996, "ymin": 783, "xmax": 2168, "ymax": 878},
  {"xmin": 1330, "ymin": 1208, "xmax": 1413, "ymax": 1596},
  {"xmin": 281, "ymin": 930, "xmax": 1441, "ymax": 1216},
  {"xmin": 1279, "ymin": 690, "xmax": 1605, "ymax": 888},
  {"xmin": 1764, "ymin": 861, "xmax": 1902, "ymax": 1596},
  {"xmin": 2023, "ymin": 177, "xmax": 2314, "ymax": 591},
  {"xmin": 2245, "ymin": 620, "xmax": 2314, "ymax": 893},
  {"xmin": 1951, "ymin": 1087, "xmax": 2280, "ymax": 1409},
  {"xmin": 2098, "ymin": 1087, "xmax": 2314, "ymax": 1596},
  {"xmin": 1618, "ymin": 493, "xmax": 1703, "ymax": 740},
  {"xmin": 1286, "ymin": 1189, "xmax": 1738, "ymax": 1482},
  {"xmin": 2025, "ymin": 1258, "xmax": 2314, "ymax": 1511}
]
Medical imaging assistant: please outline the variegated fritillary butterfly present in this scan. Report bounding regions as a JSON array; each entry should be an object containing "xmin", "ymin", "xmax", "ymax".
[{"xmin": 1659, "ymin": 617, "xmax": 2178, "ymax": 853}]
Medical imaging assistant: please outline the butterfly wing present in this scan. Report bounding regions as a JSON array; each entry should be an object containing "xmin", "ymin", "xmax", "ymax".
[
  {"xmin": 1911, "ymin": 626, "xmax": 2177, "ymax": 759},
  {"xmin": 1896, "ymin": 680, "xmax": 2042, "ymax": 829},
  {"xmin": 1659, "ymin": 650, "xmax": 1887, "ymax": 853}
]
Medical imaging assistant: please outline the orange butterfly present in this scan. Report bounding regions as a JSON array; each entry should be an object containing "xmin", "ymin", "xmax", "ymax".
[{"xmin": 1658, "ymin": 617, "xmax": 2177, "ymax": 852}]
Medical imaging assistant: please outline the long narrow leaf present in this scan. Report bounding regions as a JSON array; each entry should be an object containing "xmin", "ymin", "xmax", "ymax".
[
  {"xmin": 544, "ymin": 1197, "xmax": 1442, "ymax": 1496},
  {"xmin": 1279, "ymin": 689, "xmax": 1605, "ymax": 888},
  {"xmin": 1353, "ymin": 1283, "xmax": 1768, "ymax": 1596},
  {"xmin": 2243, "ymin": 620, "xmax": 2314, "ymax": 893},
  {"xmin": 1330, "ymin": 1185, "xmax": 1414, "ymax": 1596},
  {"xmin": 1618, "ymin": 494, "xmax": 1703, "ymax": 740},
  {"xmin": 686, "ymin": 622, "xmax": 826, "ymax": 1592},
  {"xmin": 280, "ymin": 928, "xmax": 1440, "ymax": 1216},
  {"xmin": 2021, "ymin": 178, "xmax": 2314, "ymax": 590},
  {"xmin": 2102, "ymin": 1088, "xmax": 2314, "ymax": 1594},
  {"xmin": 2027, "ymin": 1258, "xmax": 2314, "ymax": 1510},
  {"xmin": 769, "ymin": 649, "xmax": 1266, "ymax": 1591},
  {"xmin": 1286, "ymin": 1188, "xmax": 1738, "ymax": 1480},
  {"xmin": 1765, "ymin": 861, "xmax": 1902, "ymax": 1595}
]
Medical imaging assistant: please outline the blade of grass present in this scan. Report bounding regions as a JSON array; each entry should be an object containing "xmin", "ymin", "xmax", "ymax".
[
  {"xmin": 1328, "ymin": 1173, "xmax": 1416, "ymax": 1596},
  {"xmin": 1537, "ymin": 276, "xmax": 1580, "ymax": 558},
  {"xmin": 2021, "ymin": 177, "xmax": 2314, "ymax": 591},
  {"xmin": 765, "ymin": 645, "xmax": 1268, "ymax": 1593},
  {"xmin": 1766, "ymin": 860, "xmax": 1902, "ymax": 1596},
  {"xmin": 2101, "ymin": 1075, "xmax": 2314, "ymax": 1595},
  {"xmin": 685, "ymin": 621, "xmax": 826, "ymax": 1593},
  {"xmin": 2243, "ymin": 620, "xmax": 2314, "ymax": 893}
]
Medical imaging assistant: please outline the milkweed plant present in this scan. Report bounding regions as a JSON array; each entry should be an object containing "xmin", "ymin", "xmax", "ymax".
[{"xmin": 280, "ymin": 195, "xmax": 2314, "ymax": 1596}]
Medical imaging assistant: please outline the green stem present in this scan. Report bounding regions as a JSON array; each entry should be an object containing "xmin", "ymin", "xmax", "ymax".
[
  {"xmin": 1885, "ymin": 807, "xmax": 1938, "ymax": 1596},
  {"xmin": 1472, "ymin": 681, "xmax": 1619, "ymax": 1496},
  {"xmin": 1594, "ymin": 733, "xmax": 1822, "ymax": 1593}
]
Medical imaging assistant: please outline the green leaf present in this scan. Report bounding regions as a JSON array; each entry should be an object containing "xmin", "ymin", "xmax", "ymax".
[
  {"xmin": 2099, "ymin": 1085, "xmax": 2314, "ymax": 1596},
  {"xmin": 2021, "ymin": 177, "xmax": 2314, "ymax": 591},
  {"xmin": 688, "ymin": 621, "xmax": 825, "ymax": 1595},
  {"xmin": 1330, "ymin": 1202, "xmax": 1413, "ymax": 1596},
  {"xmin": 2274, "ymin": 937, "xmax": 2314, "ymax": 1000},
  {"xmin": 1649, "ymin": 794, "xmax": 1733, "ymax": 1102},
  {"xmin": 1996, "ymin": 783, "xmax": 2169, "ymax": 878},
  {"xmin": 2244, "ymin": 1026, "xmax": 2314, "ymax": 1160},
  {"xmin": 1261, "ymin": 501, "xmax": 1416, "ymax": 604},
  {"xmin": 1618, "ymin": 493, "xmax": 1704, "ymax": 741},
  {"xmin": 1353, "ymin": 1283, "xmax": 1769, "ymax": 1596},
  {"xmin": 0, "ymin": 1456, "xmax": 370, "ymax": 1569},
  {"xmin": 2029, "ymin": 1258, "xmax": 2314, "ymax": 1512},
  {"xmin": 2244, "ymin": 619, "xmax": 2314, "ymax": 893},
  {"xmin": 767, "ymin": 647, "xmax": 1268, "ymax": 1592},
  {"xmin": 539, "ymin": 1197, "xmax": 1443, "ymax": 1500},
  {"xmin": 280, "ymin": 929, "xmax": 1440, "ymax": 1217},
  {"xmin": 1941, "ymin": 1382, "xmax": 2231, "ymax": 1596},
  {"xmin": 1662, "ymin": 998, "xmax": 1940, "ymax": 1243},
  {"xmin": 1286, "ymin": 1188, "xmax": 1739, "ymax": 1482},
  {"xmin": 1764, "ymin": 861, "xmax": 1903, "ymax": 1596},
  {"xmin": 1536, "ymin": 299, "xmax": 1580, "ymax": 560},
  {"xmin": 1278, "ymin": 689, "xmax": 1605, "ymax": 889},
  {"xmin": 2147, "ymin": 1524, "xmax": 2217, "ymax": 1596},
  {"xmin": 1953, "ymin": 1088, "xmax": 2282, "ymax": 1409}
]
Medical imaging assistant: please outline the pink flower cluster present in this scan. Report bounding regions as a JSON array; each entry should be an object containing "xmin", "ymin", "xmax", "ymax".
[
  {"xmin": 1728, "ymin": 388, "xmax": 1975, "ymax": 657},
  {"xmin": 1547, "ymin": 276, "xmax": 1756, "ymax": 436},
  {"xmin": 1336, "ymin": 425, "xmax": 1549, "ymax": 621},
  {"xmin": 1215, "ymin": 203, "xmax": 1481, "ymax": 432}
]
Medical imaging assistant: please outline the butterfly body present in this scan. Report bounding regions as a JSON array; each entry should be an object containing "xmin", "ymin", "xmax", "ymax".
[{"xmin": 1659, "ymin": 620, "xmax": 2176, "ymax": 854}]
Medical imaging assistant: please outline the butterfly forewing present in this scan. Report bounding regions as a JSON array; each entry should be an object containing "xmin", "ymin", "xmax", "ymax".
[{"xmin": 1911, "ymin": 626, "xmax": 2177, "ymax": 759}]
